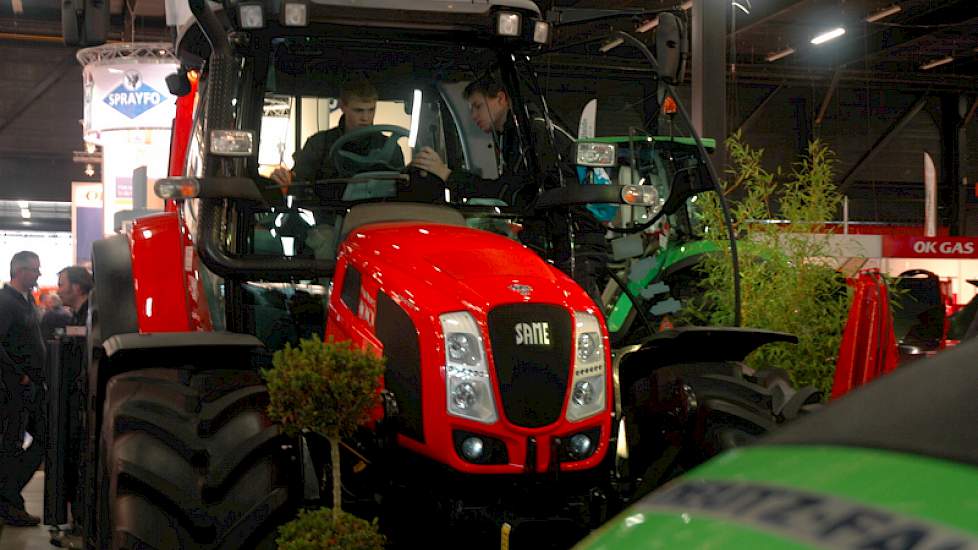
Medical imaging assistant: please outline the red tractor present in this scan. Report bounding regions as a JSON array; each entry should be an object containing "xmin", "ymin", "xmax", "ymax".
[{"xmin": 51, "ymin": 1, "xmax": 816, "ymax": 548}]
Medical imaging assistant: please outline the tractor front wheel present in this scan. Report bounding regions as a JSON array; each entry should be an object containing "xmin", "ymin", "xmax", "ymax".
[{"xmin": 96, "ymin": 367, "xmax": 298, "ymax": 549}]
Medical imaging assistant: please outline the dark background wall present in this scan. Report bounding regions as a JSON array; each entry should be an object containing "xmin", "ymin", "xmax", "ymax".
[{"xmin": 543, "ymin": 77, "xmax": 974, "ymax": 227}]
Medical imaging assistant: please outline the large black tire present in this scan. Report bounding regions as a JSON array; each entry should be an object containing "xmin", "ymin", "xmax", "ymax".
[
  {"xmin": 96, "ymin": 368, "xmax": 298, "ymax": 549},
  {"xmin": 623, "ymin": 362, "xmax": 785, "ymax": 496}
]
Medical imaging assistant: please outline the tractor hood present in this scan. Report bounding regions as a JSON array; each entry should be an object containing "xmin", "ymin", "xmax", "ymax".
[{"xmin": 341, "ymin": 221, "xmax": 596, "ymax": 312}]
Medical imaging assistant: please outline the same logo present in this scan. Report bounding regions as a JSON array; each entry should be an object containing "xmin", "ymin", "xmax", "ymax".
[{"xmin": 514, "ymin": 322, "xmax": 551, "ymax": 346}]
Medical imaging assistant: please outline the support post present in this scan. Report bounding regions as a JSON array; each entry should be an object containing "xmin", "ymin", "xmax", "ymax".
[
  {"xmin": 941, "ymin": 94, "xmax": 963, "ymax": 235},
  {"xmin": 692, "ymin": 0, "xmax": 727, "ymax": 169}
]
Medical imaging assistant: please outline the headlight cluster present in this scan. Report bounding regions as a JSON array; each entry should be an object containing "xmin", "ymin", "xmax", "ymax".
[
  {"xmin": 495, "ymin": 11, "xmax": 551, "ymax": 44},
  {"xmin": 566, "ymin": 311, "xmax": 606, "ymax": 422},
  {"xmin": 441, "ymin": 312, "xmax": 498, "ymax": 424}
]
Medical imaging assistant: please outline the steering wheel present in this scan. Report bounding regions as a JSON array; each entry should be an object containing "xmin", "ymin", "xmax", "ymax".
[{"xmin": 328, "ymin": 124, "xmax": 410, "ymax": 177}]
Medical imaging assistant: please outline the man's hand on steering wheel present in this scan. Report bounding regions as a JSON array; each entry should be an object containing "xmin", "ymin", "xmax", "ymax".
[{"xmin": 410, "ymin": 146, "xmax": 452, "ymax": 182}]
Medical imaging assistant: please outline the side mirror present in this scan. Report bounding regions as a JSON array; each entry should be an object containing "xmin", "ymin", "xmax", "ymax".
[
  {"xmin": 655, "ymin": 12, "xmax": 687, "ymax": 84},
  {"xmin": 166, "ymin": 69, "xmax": 193, "ymax": 97}
]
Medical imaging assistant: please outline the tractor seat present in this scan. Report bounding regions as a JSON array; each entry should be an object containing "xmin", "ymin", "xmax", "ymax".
[{"xmin": 339, "ymin": 202, "xmax": 465, "ymax": 242}]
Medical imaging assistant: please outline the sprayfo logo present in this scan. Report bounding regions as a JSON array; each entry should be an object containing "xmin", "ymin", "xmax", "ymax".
[{"xmin": 103, "ymin": 70, "xmax": 165, "ymax": 119}]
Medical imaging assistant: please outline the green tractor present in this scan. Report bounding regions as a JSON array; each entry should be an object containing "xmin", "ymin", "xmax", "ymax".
[{"xmin": 576, "ymin": 134, "xmax": 723, "ymax": 345}]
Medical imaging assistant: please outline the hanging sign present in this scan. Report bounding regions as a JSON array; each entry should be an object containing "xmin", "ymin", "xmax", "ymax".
[
  {"xmin": 882, "ymin": 236, "xmax": 978, "ymax": 258},
  {"xmin": 82, "ymin": 59, "xmax": 178, "ymax": 140}
]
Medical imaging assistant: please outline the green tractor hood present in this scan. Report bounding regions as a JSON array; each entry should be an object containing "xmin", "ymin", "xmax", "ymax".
[{"xmin": 577, "ymin": 339, "xmax": 978, "ymax": 549}]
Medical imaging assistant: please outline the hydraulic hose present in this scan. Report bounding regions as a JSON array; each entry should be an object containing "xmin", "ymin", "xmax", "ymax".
[
  {"xmin": 186, "ymin": 0, "xmax": 230, "ymax": 57},
  {"xmin": 612, "ymin": 31, "xmax": 742, "ymax": 327},
  {"xmin": 605, "ymin": 267, "xmax": 655, "ymax": 339}
]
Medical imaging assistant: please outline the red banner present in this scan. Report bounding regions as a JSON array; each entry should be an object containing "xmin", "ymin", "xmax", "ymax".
[{"xmin": 882, "ymin": 236, "xmax": 978, "ymax": 258}]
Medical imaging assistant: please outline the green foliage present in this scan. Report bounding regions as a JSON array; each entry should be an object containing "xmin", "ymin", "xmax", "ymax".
[
  {"xmin": 689, "ymin": 134, "xmax": 851, "ymax": 395},
  {"xmin": 264, "ymin": 336, "xmax": 385, "ymax": 524},
  {"xmin": 263, "ymin": 336, "xmax": 385, "ymax": 439},
  {"xmin": 276, "ymin": 508, "xmax": 385, "ymax": 550}
]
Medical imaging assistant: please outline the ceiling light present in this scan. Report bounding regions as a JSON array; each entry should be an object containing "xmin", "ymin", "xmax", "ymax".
[
  {"xmin": 865, "ymin": 5, "xmax": 902, "ymax": 23},
  {"xmin": 21, "ymin": 209, "xmax": 31, "ymax": 219},
  {"xmin": 811, "ymin": 27, "xmax": 846, "ymax": 45},
  {"xmin": 766, "ymin": 47, "xmax": 796, "ymax": 62},
  {"xmin": 636, "ymin": 17, "xmax": 659, "ymax": 33},
  {"xmin": 17, "ymin": 200, "xmax": 28, "ymax": 208},
  {"xmin": 920, "ymin": 56, "xmax": 954, "ymax": 70}
]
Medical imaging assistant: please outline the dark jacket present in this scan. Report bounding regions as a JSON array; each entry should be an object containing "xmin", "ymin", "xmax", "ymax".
[
  {"xmin": 292, "ymin": 117, "xmax": 405, "ymax": 183},
  {"xmin": 0, "ymin": 285, "xmax": 46, "ymax": 386},
  {"xmin": 445, "ymin": 117, "xmax": 571, "ymax": 207},
  {"xmin": 71, "ymin": 299, "xmax": 89, "ymax": 327},
  {"xmin": 41, "ymin": 307, "xmax": 72, "ymax": 340}
]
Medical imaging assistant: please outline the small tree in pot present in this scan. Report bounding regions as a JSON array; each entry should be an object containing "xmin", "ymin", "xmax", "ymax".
[{"xmin": 264, "ymin": 336, "xmax": 386, "ymax": 549}]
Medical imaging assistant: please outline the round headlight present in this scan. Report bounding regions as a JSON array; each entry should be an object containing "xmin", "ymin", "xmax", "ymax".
[
  {"xmin": 568, "ymin": 433, "xmax": 593, "ymax": 459},
  {"xmin": 452, "ymin": 382, "xmax": 478, "ymax": 410},
  {"xmin": 572, "ymin": 380, "xmax": 595, "ymax": 406},
  {"xmin": 461, "ymin": 437, "xmax": 484, "ymax": 461},
  {"xmin": 447, "ymin": 333, "xmax": 479, "ymax": 365},
  {"xmin": 577, "ymin": 332, "xmax": 599, "ymax": 361}
]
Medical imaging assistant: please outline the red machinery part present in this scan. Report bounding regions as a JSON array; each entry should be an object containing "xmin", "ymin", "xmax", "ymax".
[
  {"xmin": 166, "ymin": 71, "xmax": 199, "ymax": 212},
  {"xmin": 129, "ymin": 211, "xmax": 213, "ymax": 333},
  {"xmin": 831, "ymin": 270, "xmax": 898, "ymax": 399}
]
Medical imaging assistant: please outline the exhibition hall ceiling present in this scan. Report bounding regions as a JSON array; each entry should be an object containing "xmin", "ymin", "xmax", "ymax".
[{"xmin": 0, "ymin": 0, "xmax": 973, "ymax": 200}]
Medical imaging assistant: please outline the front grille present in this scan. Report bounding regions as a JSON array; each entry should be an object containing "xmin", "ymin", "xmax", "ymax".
[{"xmin": 487, "ymin": 304, "xmax": 572, "ymax": 428}]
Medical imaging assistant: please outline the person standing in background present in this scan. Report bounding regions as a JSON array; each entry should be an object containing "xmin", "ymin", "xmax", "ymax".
[
  {"xmin": 57, "ymin": 266, "xmax": 93, "ymax": 327},
  {"xmin": 0, "ymin": 251, "xmax": 46, "ymax": 526}
]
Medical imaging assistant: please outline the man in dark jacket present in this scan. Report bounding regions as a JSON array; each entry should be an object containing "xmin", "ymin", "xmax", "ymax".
[
  {"xmin": 57, "ymin": 266, "xmax": 93, "ymax": 327},
  {"xmin": 411, "ymin": 77, "xmax": 608, "ymax": 304},
  {"xmin": 270, "ymin": 79, "xmax": 405, "ymax": 190},
  {"xmin": 0, "ymin": 250, "xmax": 45, "ymax": 526}
]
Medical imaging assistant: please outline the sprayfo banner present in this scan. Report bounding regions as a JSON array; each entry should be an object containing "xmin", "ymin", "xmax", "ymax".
[
  {"xmin": 882, "ymin": 236, "xmax": 978, "ymax": 258},
  {"xmin": 83, "ymin": 61, "xmax": 178, "ymax": 140}
]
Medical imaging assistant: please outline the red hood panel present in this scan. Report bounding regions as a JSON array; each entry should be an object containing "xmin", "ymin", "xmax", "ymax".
[
  {"xmin": 346, "ymin": 221, "xmax": 589, "ymax": 309},
  {"xmin": 352, "ymin": 222, "xmax": 559, "ymax": 279}
]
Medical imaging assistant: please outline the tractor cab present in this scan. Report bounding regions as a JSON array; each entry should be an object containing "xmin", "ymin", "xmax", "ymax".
[{"xmin": 165, "ymin": 1, "xmax": 675, "ymax": 354}]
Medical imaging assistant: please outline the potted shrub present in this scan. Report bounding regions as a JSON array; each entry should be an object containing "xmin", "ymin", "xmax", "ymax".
[{"xmin": 264, "ymin": 336, "xmax": 386, "ymax": 549}]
